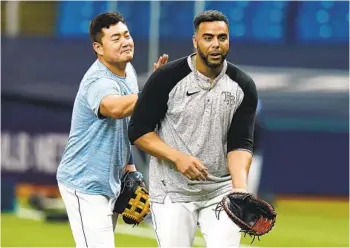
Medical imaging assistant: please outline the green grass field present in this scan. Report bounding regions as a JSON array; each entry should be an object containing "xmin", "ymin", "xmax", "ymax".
[{"xmin": 1, "ymin": 199, "xmax": 349, "ymax": 247}]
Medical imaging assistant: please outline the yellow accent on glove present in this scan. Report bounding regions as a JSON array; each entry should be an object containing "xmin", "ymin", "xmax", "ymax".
[{"xmin": 121, "ymin": 186, "xmax": 150, "ymax": 225}]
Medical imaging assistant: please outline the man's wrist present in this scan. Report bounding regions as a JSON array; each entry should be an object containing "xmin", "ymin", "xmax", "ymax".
[
  {"xmin": 168, "ymin": 150, "xmax": 184, "ymax": 164},
  {"xmin": 231, "ymin": 181, "xmax": 248, "ymax": 193},
  {"xmin": 124, "ymin": 164, "xmax": 136, "ymax": 172},
  {"xmin": 232, "ymin": 188, "xmax": 248, "ymax": 193}
]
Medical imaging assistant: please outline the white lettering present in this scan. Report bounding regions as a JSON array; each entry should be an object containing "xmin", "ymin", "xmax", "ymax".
[
  {"xmin": 1, "ymin": 132, "xmax": 11, "ymax": 169},
  {"xmin": 16, "ymin": 132, "xmax": 30, "ymax": 171},
  {"xmin": 1, "ymin": 132, "xmax": 29, "ymax": 172},
  {"xmin": 1, "ymin": 132, "xmax": 68, "ymax": 174}
]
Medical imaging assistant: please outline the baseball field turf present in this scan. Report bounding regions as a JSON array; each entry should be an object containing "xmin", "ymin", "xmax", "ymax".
[{"xmin": 1, "ymin": 198, "xmax": 348, "ymax": 247}]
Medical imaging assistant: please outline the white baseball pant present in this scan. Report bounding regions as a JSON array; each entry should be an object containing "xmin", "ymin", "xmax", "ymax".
[
  {"xmin": 58, "ymin": 183, "xmax": 118, "ymax": 248},
  {"xmin": 150, "ymin": 193, "xmax": 241, "ymax": 248}
]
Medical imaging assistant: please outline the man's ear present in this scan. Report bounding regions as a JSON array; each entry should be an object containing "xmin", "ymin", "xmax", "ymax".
[
  {"xmin": 192, "ymin": 35, "xmax": 197, "ymax": 49},
  {"xmin": 93, "ymin": 42, "xmax": 103, "ymax": 56}
]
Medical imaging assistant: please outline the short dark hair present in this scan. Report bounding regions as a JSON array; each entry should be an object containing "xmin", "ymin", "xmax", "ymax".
[
  {"xmin": 89, "ymin": 12, "xmax": 126, "ymax": 43},
  {"xmin": 193, "ymin": 10, "xmax": 229, "ymax": 32}
]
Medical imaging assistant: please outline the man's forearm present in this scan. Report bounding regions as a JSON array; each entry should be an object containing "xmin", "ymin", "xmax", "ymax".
[
  {"xmin": 227, "ymin": 150, "xmax": 253, "ymax": 191},
  {"xmin": 134, "ymin": 132, "xmax": 183, "ymax": 164},
  {"xmin": 119, "ymin": 94, "xmax": 138, "ymax": 118},
  {"xmin": 121, "ymin": 92, "xmax": 143, "ymax": 117},
  {"xmin": 100, "ymin": 94, "xmax": 138, "ymax": 119},
  {"xmin": 120, "ymin": 103, "xmax": 136, "ymax": 117}
]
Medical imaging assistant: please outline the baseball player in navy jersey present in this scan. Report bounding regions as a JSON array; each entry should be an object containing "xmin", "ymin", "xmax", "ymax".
[{"xmin": 128, "ymin": 10, "xmax": 258, "ymax": 248}]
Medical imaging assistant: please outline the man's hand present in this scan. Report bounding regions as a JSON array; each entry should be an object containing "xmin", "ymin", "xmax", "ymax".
[
  {"xmin": 174, "ymin": 155, "xmax": 208, "ymax": 181},
  {"xmin": 124, "ymin": 164, "xmax": 136, "ymax": 172},
  {"xmin": 153, "ymin": 54, "xmax": 169, "ymax": 71}
]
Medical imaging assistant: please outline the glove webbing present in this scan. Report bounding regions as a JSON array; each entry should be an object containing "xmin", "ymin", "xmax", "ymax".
[
  {"xmin": 122, "ymin": 186, "xmax": 150, "ymax": 225},
  {"xmin": 214, "ymin": 202, "xmax": 260, "ymax": 244}
]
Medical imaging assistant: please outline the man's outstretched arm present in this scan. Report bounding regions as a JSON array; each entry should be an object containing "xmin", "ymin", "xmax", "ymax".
[{"xmin": 227, "ymin": 78, "xmax": 258, "ymax": 192}]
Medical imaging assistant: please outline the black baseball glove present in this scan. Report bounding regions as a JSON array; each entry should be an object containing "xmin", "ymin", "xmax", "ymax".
[
  {"xmin": 215, "ymin": 192, "xmax": 277, "ymax": 242},
  {"xmin": 114, "ymin": 171, "xmax": 150, "ymax": 225}
]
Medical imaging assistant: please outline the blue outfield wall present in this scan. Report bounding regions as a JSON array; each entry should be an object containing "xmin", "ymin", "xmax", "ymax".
[{"xmin": 260, "ymin": 129, "xmax": 349, "ymax": 196}]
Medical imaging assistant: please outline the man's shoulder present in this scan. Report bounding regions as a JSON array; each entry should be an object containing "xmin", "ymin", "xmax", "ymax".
[
  {"xmin": 156, "ymin": 56, "xmax": 190, "ymax": 75},
  {"xmin": 138, "ymin": 56, "xmax": 191, "ymax": 94},
  {"xmin": 84, "ymin": 59, "xmax": 101, "ymax": 75},
  {"xmin": 147, "ymin": 56, "xmax": 191, "ymax": 89},
  {"xmin": 82, "ymin": 60, "xmax": 115, "ymax": 83},
  {"xmin": 225, "ymin": 61, "xmax": 255, "ymax": 89}
]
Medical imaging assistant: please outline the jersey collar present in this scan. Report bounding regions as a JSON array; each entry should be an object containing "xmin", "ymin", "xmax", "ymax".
[{"xmin": 187, "ymin": 53, "xmax": 227, "ymax": 90}]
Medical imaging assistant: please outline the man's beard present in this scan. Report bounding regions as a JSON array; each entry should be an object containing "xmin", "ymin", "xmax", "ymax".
[{"xmin": 197, "ymin": 46, "xmax": 227, "ymax": 68}]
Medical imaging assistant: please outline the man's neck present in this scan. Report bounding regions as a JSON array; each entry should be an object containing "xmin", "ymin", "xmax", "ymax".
[
  {"xmin": 194, "ymin": 54, "xmax": 223, "ymax": 80},
  {"xmin": 99, "ymin": 58, "xmax": 127, "ymax": 78}
]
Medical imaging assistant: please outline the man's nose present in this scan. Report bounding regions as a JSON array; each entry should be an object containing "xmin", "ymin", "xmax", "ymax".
[
  {"xmin": 121, "ymin": 41, "xmax": 130, "ymax": 48},
  {"xmin": 121, "ymin": 38, "xmax": 131, "ymax": 48},
  {"xmin": 211, "ymin": 38, "xmax": 220, "ymax": 47}
]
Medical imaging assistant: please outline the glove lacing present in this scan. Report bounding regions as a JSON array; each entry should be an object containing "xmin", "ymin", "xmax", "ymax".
[{"xmin": 213, "ymin": 203, "xmax": 260, "ymax": 244}]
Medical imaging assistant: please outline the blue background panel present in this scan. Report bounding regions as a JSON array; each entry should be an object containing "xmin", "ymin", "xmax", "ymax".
[
  {"xmin": 57, "ymin": 2, "xmax": 109, "ymax": 37},
  {"xmin": 296, "ymin": 1, "xmax": 349, "ymax": 42},
  {"xmin": 57, "ymin": 1, "xmax": 150, "ymax": 39},
  {"xmin": 114, "ymin": 1, "xmax": 150, "ymax": 39},
  {"xmin": 204, "ymin": 1, "xmax": 289, "ymax": 43},
  {"xmin": 57, "ymin": 1, "xmax": 349, "ymax": 44},
  {"xmin": 159, "ymin": 1, "xmax": 195, "ymax": 39}
]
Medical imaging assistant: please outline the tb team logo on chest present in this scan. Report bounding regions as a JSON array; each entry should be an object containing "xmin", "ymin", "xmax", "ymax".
[{"xmin": 222, "ymin": 91, "xmax": 235, "ymax": 105}]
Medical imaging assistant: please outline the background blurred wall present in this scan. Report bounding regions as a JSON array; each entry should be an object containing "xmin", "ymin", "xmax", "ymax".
[{"xmin": 1, "ymin": 1, "xmax": 349, "ymax": 197}]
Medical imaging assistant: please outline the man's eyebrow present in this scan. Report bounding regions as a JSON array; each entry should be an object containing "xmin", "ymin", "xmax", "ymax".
[
  {"xmin": 202, "ymin": 33, "xmax": 228, "ymax": 37},
  {"xmin": 110, "ymin": 31, "xmax": 129, "ymax": 38}
]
